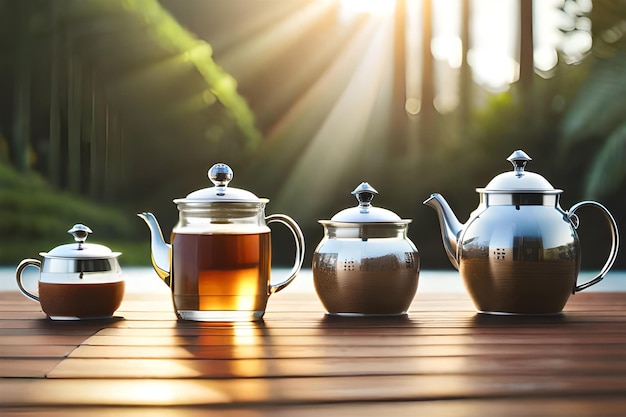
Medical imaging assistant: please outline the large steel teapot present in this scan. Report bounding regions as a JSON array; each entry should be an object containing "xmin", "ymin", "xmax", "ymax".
[{"xmin": 424, "ymin": 150, "xmax": 619, "ymax": 315}]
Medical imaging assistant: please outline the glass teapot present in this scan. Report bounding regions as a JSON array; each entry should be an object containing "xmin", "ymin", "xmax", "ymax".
[
  {"xmin": 138, "ymin": 163, "xmax": 305, "ymax": 321},
  {"xmin": 424, "ymin": 150, "xmax": 619, "ymax": 315}
]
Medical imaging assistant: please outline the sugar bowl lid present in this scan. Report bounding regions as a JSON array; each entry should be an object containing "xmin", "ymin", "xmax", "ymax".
[
  {"xmin": 174, "ymin": 163, "xmax": 267, "ymax": 204},
  {"xmin": 325, "ymin": 182, "xmax": 409, "ymax": 223},
  {"xmin": 478, "ymin": 150, "xmax": 562, "ymax": 194},
  {"xmin": 41, "ymin": 224, "xmax": 121, "ymax": 259}
]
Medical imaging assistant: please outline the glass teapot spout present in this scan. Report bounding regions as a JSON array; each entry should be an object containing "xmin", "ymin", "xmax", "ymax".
[
  {"xmin": 423, "ymin": 193, "xmax": 464, "ymax": 270},
  {"xmin": 137, "ymin": 212, "xmax": 171, "ymax": 286}
]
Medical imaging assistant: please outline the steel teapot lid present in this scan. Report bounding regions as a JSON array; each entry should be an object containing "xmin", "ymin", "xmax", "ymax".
[
  {"xmin": 174, "ymin": 163, "xmax": 267, "ymax": 204},
  {"xmin": 478, "ymin": 150, "xmax": 562, "ymax": 194},
  {"xmin": 326, "ymin": 182, "xmax": 409, "ymax": 223},
  {"xmin": 41, "ymin": 224, "xmax": 121, "ymax": 259}
]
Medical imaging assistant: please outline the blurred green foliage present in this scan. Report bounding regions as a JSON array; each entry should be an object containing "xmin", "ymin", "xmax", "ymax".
[
  {"xmin": 0, "ymin": 0, "xmax": 261, "ymax": 266},
  {"xmin": 0, "ymin": 159, "xmax": 148, "ymax": 265},
  {"xmin": 559, "ymin": 0, "xmax": 626, "ymax": 198}
]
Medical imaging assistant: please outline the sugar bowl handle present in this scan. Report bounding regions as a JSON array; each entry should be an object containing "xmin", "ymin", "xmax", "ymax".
[
  {"xmin": 16, "ymin": 259, "xmax": 42, "ymax": 302},
  {"xmin": 266, "ymin": 214, "xmax": 306, "ymax": 295},
  {"xmin": 568, "ymin": 201, "xmax": 620, "ymax": 292}
]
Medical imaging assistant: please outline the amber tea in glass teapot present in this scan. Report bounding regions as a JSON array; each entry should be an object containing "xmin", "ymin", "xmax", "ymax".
[{"xmin": 139, "ymin": 163, "xmax": 305, "ymax": 321}]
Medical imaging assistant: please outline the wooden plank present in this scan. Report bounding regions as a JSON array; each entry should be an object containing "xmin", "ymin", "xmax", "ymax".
[
  {"xmin": 90, "ymin": 324, "xmax": 626, "ymax": 337},
  {"xmin": 77, "ymin": 333, "xmax": 626, "ymax": 348},
  {"xmin": 0, "ymin": 335, "xmax": 93, "ymax": 346},
  {"xmin": 2, "ymin": 397, "xmax": 626, "ymax": 417},
  {"xmin": 1, "ymin": 398, "xmax": 626, "ymax": 417},
  {"xmin": 46, "ymin": 355, "xmax": 626, "ymax": 379},
  {"xmin": 69, "ymin": 343, "xmax": 626, "ymax": 360},
  {"xmin": 0, "ymin": 359, "xmax": 63, "ymax": 378},
  {"xmin": 3, "ymin": 375, "xmax": 626, "ymax": 407},
  {"xmin": 0, "ymin": 345, "xmax": 75, "ymax": 358}
]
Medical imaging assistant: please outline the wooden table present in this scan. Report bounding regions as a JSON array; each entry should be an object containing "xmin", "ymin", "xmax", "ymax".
[{"xmin": 2, "ymin": 269, "xmax": 626, "ymax": 416}]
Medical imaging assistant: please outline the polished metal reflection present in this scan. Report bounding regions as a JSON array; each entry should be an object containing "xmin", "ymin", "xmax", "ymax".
[
  {"xmin": 425, "ymin": 192, "xmax": 619, "ymax": 315},
  {"xmin": 41, "ymin": 257, "xmax": 121, "ymax": 274},
  {"xmin": 313, "ymin": 222, "xmax": 420, "ymax": 316},
  {"xmin": 458, "ymin": 202, "xmax": 580, "ymax": 314},
  {"xmin": 424, "ymin": 149, "xmax": 620, "ymax": 315}
]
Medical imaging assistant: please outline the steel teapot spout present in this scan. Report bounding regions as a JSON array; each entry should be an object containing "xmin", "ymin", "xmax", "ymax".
[
  {"xmin": 137, "ymin": 212, "xmax": 171, "ymax": 285},
  {"xmin": 423, "ymin": 193, "xmax": 464, "ymax": 270}
]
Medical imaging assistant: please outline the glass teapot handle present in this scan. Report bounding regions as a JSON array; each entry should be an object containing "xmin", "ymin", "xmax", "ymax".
[
  {"xmin": 266, "ymin": 214, "xmax": 306, "ymax": 295},
  {"xmin": 567, "ymin": 201, "xmax": 620, "ymax": 292}
]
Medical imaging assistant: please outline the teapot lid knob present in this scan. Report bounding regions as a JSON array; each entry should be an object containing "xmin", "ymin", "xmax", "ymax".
[
  {"xmin": 180, "ymin": 162, "xmax": 262, "ymax": 203},
  {"xmin": 352, "ymin": 182, "xmax": 378, "ymax": 214},
  {"xmin": 328, "ymin": 182, "xmax": 404, "ymax": 222},
  {"xmin": 507, "ymin": 149, "xmax": 532, "ymax": 177},
  {"xmin": 67, "ymin": 224, "xmax": 93, "ymax": 250},
  {"xmin": 208, "ymin": 163, "xmax": 234, "ymax": 196}
]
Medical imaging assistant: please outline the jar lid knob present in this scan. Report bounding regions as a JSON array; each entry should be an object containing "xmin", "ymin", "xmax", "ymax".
[
  {"xmin": 208, "ymin": 163, "xmax": 234, "ymax": 196},
  {"xmin": 67, "ymin": 224, "xmax": 92, "ymax": 250},
  {"xmin": 506, "ymin": 149, "xmax": 532, "ymax": 177},
  {"xmin": 351, "ymin": 182, "xmax": 378, "ymax": 214}
]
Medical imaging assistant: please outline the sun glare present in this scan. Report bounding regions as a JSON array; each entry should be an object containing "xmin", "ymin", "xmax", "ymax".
[{"xmin": 338, "ymin": 0, "xmax": 396, "ymax": 17}]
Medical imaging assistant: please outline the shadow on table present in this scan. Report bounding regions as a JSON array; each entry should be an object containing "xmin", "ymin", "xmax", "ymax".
[
  {"xmin": 318, "ymin": 313, "xmax": 414, "ymax": 328},
  {"xmin": 470, "ymin": 312, "xmax": 569, "ymax": 327}
]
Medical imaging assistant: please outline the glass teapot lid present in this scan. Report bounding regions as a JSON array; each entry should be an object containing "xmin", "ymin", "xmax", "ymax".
[
  {"xmin": 174, "ymin": 163, "xmax": 268, "ymax": 205},
  {"xmin": 324, "ymin": 182, "xmax": 410, "ymax": 224},
  {"xmin": 478, "ymin": 150, "xmax": 562, "ymax": 194},
  {"xmin": 41, "ymin": 224, "xmax": 121, "ymax": 259}
]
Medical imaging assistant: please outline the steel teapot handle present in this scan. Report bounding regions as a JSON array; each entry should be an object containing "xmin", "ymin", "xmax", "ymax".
[
  {"xmin": 567, "ymin": 201, "xmax": 619, "ymax": 292},
  {"xmin": 266, "ymin": 214, "xmax": 306, "ymax": 295},
  {"xmin": 15, "ymin": 259, "xmax": 42, "ymax": 302}
]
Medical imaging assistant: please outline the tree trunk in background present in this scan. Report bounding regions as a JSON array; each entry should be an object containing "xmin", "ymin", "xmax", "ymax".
[
  {"xmin": 88, "ymin": 77, "xmax": 98, "ymax": 199},
  {"xmin": 92, "ymin": 88, "xmax": 107, "ymax": 200},
  {"xmin": 48, "ymin": 1, "xmax": 62, "ymax": 187},
  {"xmin": 13, "ymin": 2, "xmax": 31, "ymax": 171},
  {"xmin": 104, "ymin": 108, "xmax": 124, "ymax": 201},
  {"xmin": 458, "ymin": 0, "xmax": 471, "ymax": 140},
  {"xmin": 67, "ymin": 52, "xmax": 82, "ymax": 193},
  {"xmin": 419, "ymin": 0, "xmax": 435, "ymax": 148},
  {"xmin": 519, "ymin": 0, "xmax": 534, "ymax": 127},
  {"xmin": 391, "ymin": 0, "xmax": 408, "ymax": 154},
  {"xmin": 519, "ymin": 0, "xmax": 534, "ymax": 90}
]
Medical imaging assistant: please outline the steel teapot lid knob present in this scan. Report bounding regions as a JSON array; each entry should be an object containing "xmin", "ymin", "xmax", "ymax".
[
  {"xmin": 352, "ymin": 182, "xmax": 378, "ymax": 214},
  {"xmin": 40, "ymin": 224, "xmax": 120, "ymax": 259},
  {"xmin": 68, "ymin": 224, "xmax": 93, "ymax": 250},
  {"xmin": 326, "ymin": 182, "xmax": 407, "ymax": 224},
  {"xmin": 507, "ymin": 150, "xmax": 532, "ymax": 178},
  {"xmin": 208, "ymin": 163, "xmax": 234, "ymax": 196},
  {"xmin": 480, "ymin": 149, "xmax": 559, "ymax": 193}
]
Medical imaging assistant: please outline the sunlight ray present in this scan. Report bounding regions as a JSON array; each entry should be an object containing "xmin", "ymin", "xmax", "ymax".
[
  {"xmin": 338, "ymin": 0, "xmax": 396, "ymax": 17},
  {"xmin": 273, "ymin": 18, "xmax": 394, "ymax": 218},
  {"xmin": 265, "ymin": 19, "xmax": 381, "ymax": 140},
  {"xmin": 405, "ymin": 0, "xmax": 422, "ymax": 115},
  {"xmin": 208, "ymin": 2, "xmax": 312, "ymax": 53},
  {"xmin": 218, "ymin": 1, "xmax": 337, "ymax": 84},
  {"xmin": 248, "ymin": 18, "xmax": 364, "ymax": 129}
]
